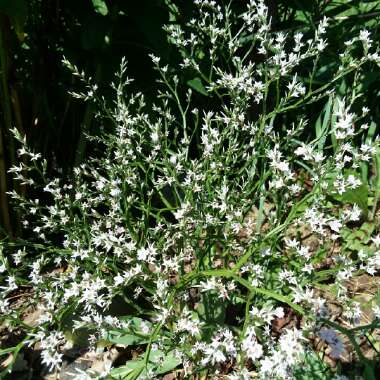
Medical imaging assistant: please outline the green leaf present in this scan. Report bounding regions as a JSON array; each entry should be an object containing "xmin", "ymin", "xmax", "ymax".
[
  {"xmin": 341, "ymin": 184, "xmax": 368, "ymax": 216},
  {"xmin": 91, "ymin": 0, "xmax": 108, "ymax": 16},
  {"xmin": 0, "ymin": 347, "xmax": 16, "ymax": 356},
  {"xmin": 105, "ymin": 332, "xmax": 149, "ymax": 346},
  {"xmin": 152, "ymin": 350, "xmax": 181, "ymax": 375},
  {"xmin": 363, "ymin": 363, "xmax": 376, "ymax": 380},
  {"xmin": 187, "ymin": 77, "xmax": 208, "ymax": 96},
  {"xmin": 315, "ymin": 96, "xmax": 332, "ymax": 151},
  {"xmin": 341, "ymin": 221, "xmax": 375, "ymax": 253},
  {"xmin": 109, "ymin": 350, "xmax": 180, "ymax": 379},
  {"xmin": 196, "ymin": 294, "xmax": 226, "ymax": 327},
  {"xmin": 104, "ymin": 317, "xmax": 153, "ymax": 346},
  {"xmin": 110, "ymin": 359, "xmax": 145, "ymax": 379},
  {"xmin": 294, "ymin": 351, "xmax": 332, "ymax": 380},
  {"xmin": 119, "ymin": 317, "xmax": 153, "ymax": 332}
]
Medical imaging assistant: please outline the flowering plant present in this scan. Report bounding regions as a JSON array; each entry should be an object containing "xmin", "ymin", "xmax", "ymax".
[{"xmin": 1, "ymin": 1, "xmax": 379, "ymax": 379}]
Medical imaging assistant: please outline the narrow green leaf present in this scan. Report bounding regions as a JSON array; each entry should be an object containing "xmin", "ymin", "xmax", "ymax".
[
  {"xmin": 315, "ymin": 96, "xmax": 332, "ymax": 151},
  {"xmin": 294, "ymin": 351, "xmax": 331, "ymax": 380},
  {"xmin": 187, "ymin": 77, "xmax": 208, "ymax": 96},
  {"xmin": 341, "ymin": 184, "xmax": 368, "ymax": 216}
]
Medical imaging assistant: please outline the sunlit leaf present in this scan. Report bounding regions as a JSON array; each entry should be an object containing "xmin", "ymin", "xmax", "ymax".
[
  {"xmin": 91, "ymin": 0, "xmax": 108, "ymax": 16},
  {"xmin": 187, "ymin": 77, "xmax": 208, "ymax": 96}
]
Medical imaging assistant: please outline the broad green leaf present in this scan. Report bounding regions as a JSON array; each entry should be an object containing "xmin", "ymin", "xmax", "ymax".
[
  {"xmin": 91, "ymin": 0, "xmax": 108, "ymax": 16},
  {"xmin": 110, "ymin": 359, "xmax": 145, "ymax": 379},
  {"xmin": 363, "ymin": 363, "xmax": 376, "ymax": 380},
  {"xmin": 119, "ymin": 317, "xmax": 153, "ymax": 332},
  {"xmin": 341, "ymin": 184, "xmax": 368, "ymax": 216},
  {"xmin": 110, "ymin": 350, "xmax": 180, "ymax": 379},
  {"xmin": 341, "ymin": 221, "xmax": 375, "ymax": 253},
  {"xmin": 152, "ymin": 350, "xmax": 181, "ymax": 375},
  {"xmin": 104, "ymin": 317, "xmax": 153, "ymax": 346},
  {"xmin": 105, "ymin": 332, "xmax": 149, "ymax": 346},
  {"xmin": 324, "ymin": 2, "xmax": 353, "ymax": 18},
  {"xmin": 187, "ymin": 77, "xmax": 208, "ymax": 96}
]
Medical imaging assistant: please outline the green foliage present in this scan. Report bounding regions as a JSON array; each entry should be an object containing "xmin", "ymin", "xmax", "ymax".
[
  {"xmin": 91, "ymin": 0, "xmax": 108, "ymax": 16},
  {"xmin": 294, "ymin": 351, "xmax": 332, "ymax": 380},
  {"xmin": 341, "ymin": 221, "xmax": 375, "ymax": 253},
  {"xmin": 110, "ymin": 350, "xmax": 181, "ymax": 380},
  {"xmin": 341, "ymin": 184, "xmax": 369, "ymax": 216},
  {"xmin": 105, "ymin": 317, "xmax": 152, "ymax": 346},
  {"xmin": 187, "ymin": 77, "xmax": 208, "ymax": 96}
]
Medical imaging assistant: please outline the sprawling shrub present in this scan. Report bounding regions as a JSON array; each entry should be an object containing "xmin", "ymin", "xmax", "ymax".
[{"xmin": 1, "ymin": 1, "xmax": 379, "ymax": 378}]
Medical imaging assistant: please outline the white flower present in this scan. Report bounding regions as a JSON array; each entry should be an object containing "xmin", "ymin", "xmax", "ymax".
[
  {"xmin": 316, "ymin": 38, "xmax": 327, "ymax": 51},
  {"xmin": 227, "ymin": 368, "xmax": 251, "ymax": 380},
  {"xmin": 362, "ymin": 106, "xmax": 369, "ymax": 115},
  {"xmin": 242, "ymin": 327, "xmax": 263, "ymax": 361},
  {"xmin": 41, "ymin": 349, "xmax": 63, "ymax": 371},
  {"xmin": 259, "ymin": 356, "xmax": 275, "ymax": 375},
  {"xmin": 371, "ymin": 234, "xmax": 380, "ymax": 247},
  {"xmin": 334, "ymin": 375, "xmax": 349, "ymax": 380},
  {"xmin": 0, "ymin": 298, "xmax": 10, "ymax": 314},
  {"xmin": 329, "ymin": 219, "xmax": 342, "ymax": 233},
  {"xmin": 149, "ymin": 54, "xmax": 161, "ymax": 65},
  {"xmin": 287, "ymin": 74, "xmax": 306, "ymax": 98},
  {"xmin": 151, "ymin": 131, "xmax": 159, "ymax": 143},
  {"xmin": 372, "ymin": 304, "xmax": 380, "ymax": 319},
  {"xmin": 359, "ymin": 29, "xmax": 372, "ymax": 48},
  {"xmin": 140, "ymin": 321, "xmax": 150, "ymax": 334},
  {"xmin": 137, "ymin": 247, "xmax": 149, "ymax": 261},
  {"xmin": 344, "ymin": 204, "xmax": 361, "ymax": 222},
  {"xmin": 346, "ymin": 174, "xmax": 361, "ymax": 189}
]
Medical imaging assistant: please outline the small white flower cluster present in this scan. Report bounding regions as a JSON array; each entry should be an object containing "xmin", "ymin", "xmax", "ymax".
[{"xmin": 259, "ymin": 328, "xmax": 305, "ymax": 378}]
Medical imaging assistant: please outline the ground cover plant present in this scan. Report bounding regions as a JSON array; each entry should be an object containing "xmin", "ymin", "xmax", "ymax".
[{"xmin": 0, "ymin": 0, "xmax": 380, "ymax": 379}]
